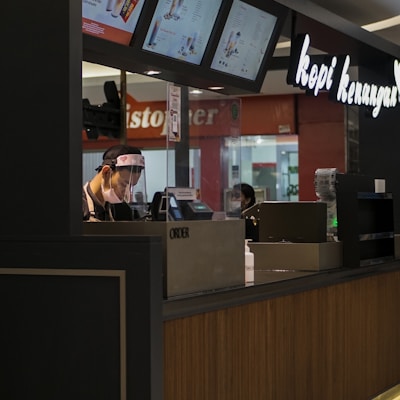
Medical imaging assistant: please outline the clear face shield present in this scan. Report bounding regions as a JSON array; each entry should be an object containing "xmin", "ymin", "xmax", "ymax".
[
  {"xmin": 115, "ymin": 154, "xmax": 148, "ymax": 219},
  {"xmin": 125, "ymin": 169, "xmax": 148, "ymax": 219}
]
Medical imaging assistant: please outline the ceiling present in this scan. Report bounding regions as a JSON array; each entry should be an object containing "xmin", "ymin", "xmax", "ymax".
[{"xmin": 82, "ymin": 0, "xmax": 400, "ymax": 102}]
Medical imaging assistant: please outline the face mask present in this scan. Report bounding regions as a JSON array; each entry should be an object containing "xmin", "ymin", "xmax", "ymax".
[
  {"xmin": 230, "ymin": 200, "xmax": 241, "ymax": 211},
  {"xmin": 101, "ymin": 174, "xmax": 122, "ymax": 204}
]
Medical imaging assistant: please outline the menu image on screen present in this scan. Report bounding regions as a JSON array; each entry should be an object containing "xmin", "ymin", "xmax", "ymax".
[
  {"xmin": 82, "ymin": 0, "xmax": 146, "ymax": 45},
  {"xmin": 210, "ymin": 0, "xmax": 277, "ymax": 80},
  {"xmin": 143, "ymin": 0, "xmax": 223, "ymax": 65}
]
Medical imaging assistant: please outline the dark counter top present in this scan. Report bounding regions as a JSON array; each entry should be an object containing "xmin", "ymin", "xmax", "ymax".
[{"xmin": 163, "ymin": 259, "xmax": 400, "ymax": 320}]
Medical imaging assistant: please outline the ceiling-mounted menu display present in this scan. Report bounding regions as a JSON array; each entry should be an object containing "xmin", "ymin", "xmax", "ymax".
[
  {"xmin": 210, "ymin": 0, "xmax": 278, "ymax": 81},
  {"xmin": 83, "ymin": 0, "xmax": 289, "ymax": 95},
  {"xmin": 82, "ymin": 0, "xmax": 146, "ymax": 45},
  {"xmin": 142, "ymin": 0, "xmax": 223, "ymax": 65}
]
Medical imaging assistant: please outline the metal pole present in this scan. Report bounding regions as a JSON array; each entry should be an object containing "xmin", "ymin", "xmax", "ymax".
[{"xmin": 120, "ymin": 70, "xmax": 127, "ymax": 145}]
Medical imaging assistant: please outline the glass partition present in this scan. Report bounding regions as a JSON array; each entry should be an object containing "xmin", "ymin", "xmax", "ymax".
[{"xmin": 160, "ymin": 83, "xmax": 242, "ymax": 221}]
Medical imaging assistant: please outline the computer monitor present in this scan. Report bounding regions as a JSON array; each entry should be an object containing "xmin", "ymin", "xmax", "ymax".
[
  {"xmin": 151, "ymin": 191, "xmax": 184, "ymax": 221},
  {"xmin": 257, "ymin": 201, "xmax": 327, "ymax": 243}
]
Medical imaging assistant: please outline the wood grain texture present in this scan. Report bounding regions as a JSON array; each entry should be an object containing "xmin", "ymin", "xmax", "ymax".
[{"xmin": 164, "ymin": 270, "xmax": 400, "ymax": 400}]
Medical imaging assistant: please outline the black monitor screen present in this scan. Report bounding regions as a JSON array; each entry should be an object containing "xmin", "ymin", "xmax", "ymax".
[
  {"xmin": 258, "ymin": 201, "xmax": 327, "ymax": 243},
  {"xmin": 159, "ymin": 195, "xmax": 167, "ymax": 213},
  {"xmin": 157, "ymin": 193, "xmax": 184, "ymax": 220},
  {"xmin": 82, "ymin": 0, "xmax": 146, "ymax": 45},
  {"xmin": 142, "ymin": 0, "xmax": 223, "ymax": 65},
  {"xmin": 159, "ymin": 194, "xmax": 179, "ymax": 211},
  {"xmin": 210, "ymin": 0, "xmax": 278, "ymax": 81}
]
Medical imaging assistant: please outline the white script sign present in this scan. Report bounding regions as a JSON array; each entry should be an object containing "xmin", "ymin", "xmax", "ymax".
[{"xmin": 287, "ymin": 33, "xmax": 400, "ymax": 118}]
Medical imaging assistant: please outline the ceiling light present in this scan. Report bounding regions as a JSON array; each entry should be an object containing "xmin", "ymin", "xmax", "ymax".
[
  {"xmin": 208, "ymin": 86, "xmax": 224, "ymax": 91},
  {"xmin": 273, "ymin": 15, "xmax": 400, "ymax": 52},
  {"xmin": 190, "ymin": 89, "xmax": 203, "ymax": 94},
  {"xmin": 144, "ymin": 70, "xmax": 161, "ymax": 76},
  {"xmin": 362, "ymin": 15, "xmax": 400, "ymax": 32},
  {"xmin": 276, "ymin": 40, "xmax": 291, "ymax": 49}
]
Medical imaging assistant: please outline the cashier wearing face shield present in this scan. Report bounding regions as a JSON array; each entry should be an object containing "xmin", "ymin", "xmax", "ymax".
[{"xmin": 83, "ymin": 144, "xmax": 146, "ymax": 222}]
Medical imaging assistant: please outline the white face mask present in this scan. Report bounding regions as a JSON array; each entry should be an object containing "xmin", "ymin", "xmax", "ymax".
[
  {"xmin": 230, "ymin": 200, "xmax": 241, "ymax": 211},
  {"xmin": 101, "ymin": 174, "xmax": 122, "ymax": 204}
]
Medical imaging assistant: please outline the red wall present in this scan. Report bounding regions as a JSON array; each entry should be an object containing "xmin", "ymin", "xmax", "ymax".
[
  {"xmin": 199, "ymin": 137, "xmax": 223, "ymax": 211},
  {"xmin": 240, "ymin": 95, "xmax": 295, "ymax": 134},
  {"xmin": 296, "ymin": 93, "xmax": 346, "ymax": 200}
]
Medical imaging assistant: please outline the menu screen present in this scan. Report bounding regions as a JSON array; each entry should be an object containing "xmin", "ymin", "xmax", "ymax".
[
  {"xmin": 82, "ymin": 0, "xmax": 146, "ymax": 45},
  {"xmin": 143, "ymin": 0, "xmax": 223, "ymax": 65},
  {"xmin": 210, "ymin": 0, "xmax": 277, "ymax": 81}
]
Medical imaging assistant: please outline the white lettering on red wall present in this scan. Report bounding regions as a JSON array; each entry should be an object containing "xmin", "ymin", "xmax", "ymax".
[
  {"xmin": 126, "ymin": 103, "xmax": 219, "ymax": 135},
  {"xmin": 287, "ymin": 33, "xmax": 400, "ymax": 118}
]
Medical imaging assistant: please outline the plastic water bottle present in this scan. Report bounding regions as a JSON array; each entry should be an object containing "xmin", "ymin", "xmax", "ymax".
[{"xmin": 245, "ymin": 239, "xmax": 254, "ymax": 285}]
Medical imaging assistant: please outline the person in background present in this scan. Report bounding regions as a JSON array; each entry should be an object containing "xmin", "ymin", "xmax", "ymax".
[
  {"xmin": 83, "ymin": 144, "xmax": 145, "ymax": 222},
  {"xmin": 233, "ymin": 182, "xmax": 256, "ymax": 213},
  {"xmin": 233, "ymin": 183, "xmax": 258, "ymax": 241}
]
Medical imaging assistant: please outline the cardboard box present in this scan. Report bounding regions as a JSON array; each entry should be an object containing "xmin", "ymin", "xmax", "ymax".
[{"xmin": 248, "ymin": 241, "xmax": 342, "ymax": 271}]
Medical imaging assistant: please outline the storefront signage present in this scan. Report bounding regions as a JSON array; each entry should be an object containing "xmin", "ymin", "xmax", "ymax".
[
  {"xmin": 167, "ymin": 83, "xmax": 182, "ymax": 142},
  {"xmin": 124, "ymin": 93, "xmax": 240, "ymax": 140},
  {"xmin": 127, "ymin": 102, "xmax": 219, "ymax": 132},
  {"xmin": 287, "ymin": 33, "xmax": 400, "ymax": 118}
]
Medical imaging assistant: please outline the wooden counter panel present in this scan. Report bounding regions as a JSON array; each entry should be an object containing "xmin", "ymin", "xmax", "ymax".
[{"xmin": 163, "ymin": 269, "xmax": 400, "ymax": 400}]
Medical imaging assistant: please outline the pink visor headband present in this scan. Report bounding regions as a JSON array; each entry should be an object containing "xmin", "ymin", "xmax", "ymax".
[{"xmin": 115, "ymin": 154, "xmax": 145, "ymax": 168}]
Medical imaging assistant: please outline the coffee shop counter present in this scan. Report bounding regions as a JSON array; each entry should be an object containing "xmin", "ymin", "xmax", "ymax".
[
  {"xmin": 162, "ymin": 258, "xmax": 400, "ymax": 319},
  {"xmin": 162, "ymin": 259, "xmax": 400, "ymax": 400}
]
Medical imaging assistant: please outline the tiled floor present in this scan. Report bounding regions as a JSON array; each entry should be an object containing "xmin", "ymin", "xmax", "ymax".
[{"xmin": 372, "ymin": 384, "xmax": 400, "ymax": 400}]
